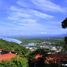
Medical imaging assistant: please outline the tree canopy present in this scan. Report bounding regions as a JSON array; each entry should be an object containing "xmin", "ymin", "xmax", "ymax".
[
  {"xmin": 61, "ymin": 18, "xmax": 67, "ymax": 28},
  {"xmin": 61, "ymin": 18, "xmax": 67, "ymax": 50}
]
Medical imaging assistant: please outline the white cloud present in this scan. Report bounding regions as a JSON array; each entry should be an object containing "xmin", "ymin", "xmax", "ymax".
[
  {"xmin": 5, "ymin": 0, "xmax": 67, "ymax": 36},
  {"xmin": 7, "ymin": 6, "xmax": 54, "ymax": 28},
  {"xmin": 17, "ymin": 0, "xmax": 66, "ymax": 13},
  {"xmin": 31, "ymin": 0, "xmax": 66, "ymax": 13},
  {"xmin": 28, "ymin": 9, "xmax": 53, "ymax": 19},
  {"xmin": 0, "ymin": 0, "xmax": 67, "ymax": 37},
  {"xmin": 10, "ymin": 6, "xmax": 53, "ymax": 19}
]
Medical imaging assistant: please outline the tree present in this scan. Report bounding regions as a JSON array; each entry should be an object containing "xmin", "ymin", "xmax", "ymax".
[
  {"xmin": 61, "ymin": 18, "xmax": 67, "ymax": 50},
  {"xmin": 62, "ymin": 18, "xmax": 67, "ymax": 28}
]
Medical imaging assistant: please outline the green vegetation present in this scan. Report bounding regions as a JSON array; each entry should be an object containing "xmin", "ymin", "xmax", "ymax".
[
  {"xmin": 19, "ymin": 38, "xmax": 64, "ymax": 44},
  {"xmin": 19, "ymin": 38, "xmax": 67, "ymax": 58},
  {"xmin": 0, "ymin": 39, "xmax": 29, "ymax": 56},
  {"xmin": 0, "ymin": 38, "xmax": 67, "ymax": 67},
  {"xmin": 0, "ymin": 56, "xmax": 28, "ymax": 67},
  {"xmin": 0, "ymin": 39, "xmax": 29, "ymax": 67},
  {"xmin": 20, "ymin": 38, "xmax": 66, "ymax": 50},
  {"xmin": 19, "ymin": 38, "xmax": 45, "ymax": 44}
]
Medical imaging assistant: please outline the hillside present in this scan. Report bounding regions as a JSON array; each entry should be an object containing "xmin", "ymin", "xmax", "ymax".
[
  {"xmin": 0, "ymin": 39, "xmax": 29, "ymax": 67},
  {"xmin": 0, "ymin": 38, "xmax": 67, "ymax": 67},
  {"xmin": 0, "ymin": 39, "xmax": 29, "ymax": 56}
]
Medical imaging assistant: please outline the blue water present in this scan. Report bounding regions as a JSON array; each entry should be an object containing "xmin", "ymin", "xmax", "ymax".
[{"xmin": 0, "ymin": 37, "xmax": 22, "ymax": 44}]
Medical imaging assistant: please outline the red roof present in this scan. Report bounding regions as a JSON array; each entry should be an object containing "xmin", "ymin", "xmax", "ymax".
[
  {"xmin": 45, "ymin": 54, "xmax": 67, "ymax": 64},
  {"xmin": 34, "ymin": 54, "xmax": 42, "ymax": 60},
  {"xmin": 0, "ymin": 53, "xmax": 16, "ymax": 62}
]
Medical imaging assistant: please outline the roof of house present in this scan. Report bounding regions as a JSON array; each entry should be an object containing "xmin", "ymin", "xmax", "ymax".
[
  {"xmin": 0, "ymin": 53, "xmax": 16, "ymax": 62},
  {"xmin": 34, "ymin": 54, "xmax": 42, "ymax": 60}
]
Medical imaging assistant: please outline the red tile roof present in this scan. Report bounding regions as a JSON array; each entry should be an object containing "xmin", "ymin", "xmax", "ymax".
[
  {"xmin": 34, "ymin": 54, "xmax": 42, "ymax": 60},
  {"xmin": 0, "ymin": 53, "xmax": 16, "ymax": 62}
]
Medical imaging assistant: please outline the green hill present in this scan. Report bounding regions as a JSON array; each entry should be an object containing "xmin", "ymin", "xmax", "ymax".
[
  {"xmin": 0, "ymin": 39, "xmax": 29, "ymax": 56},
  {"xmin": 0, "ymin": 39, "xmax": 29, "ymax": 67}
]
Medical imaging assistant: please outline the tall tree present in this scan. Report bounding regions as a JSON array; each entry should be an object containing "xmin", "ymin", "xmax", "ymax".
[
  {"xmin": 61, "ymin": 18, "xmax": 67, "ymax": 50},
  {"xmin": 62, "ymin": 18, "xmax": 67, "ymax": 28}
]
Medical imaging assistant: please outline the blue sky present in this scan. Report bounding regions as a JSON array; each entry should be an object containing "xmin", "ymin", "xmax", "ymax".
[{"xmin": 0, "ymin": 0, "xmax": 67, "ymax": 37}]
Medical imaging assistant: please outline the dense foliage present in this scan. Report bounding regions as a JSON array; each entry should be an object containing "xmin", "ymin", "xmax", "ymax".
[
  {"xmin": 0, "ymin": 56, "xmax": 28, "ymax": 67},
  {"xmin": 0, "ymin": 38, "xmax": 67, "ymax": 67},
  {"xmin": 0, "ymin": 39, "xmax": 29, "ymax": 56},
  {"xmin": 0, "ymin": 39, "xmax": 29, "ymax": 67}
]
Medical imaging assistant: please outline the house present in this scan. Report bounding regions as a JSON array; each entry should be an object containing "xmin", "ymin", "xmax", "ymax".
[
  {"xmin": 0, "ymin": 53, "xmax": 16, "ymax": 61},
  {"xmin": 0, "ymin": 49, "xmax": 16, "ymax": 62}
]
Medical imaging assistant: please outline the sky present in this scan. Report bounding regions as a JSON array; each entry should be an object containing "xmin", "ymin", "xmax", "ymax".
[{"xmin": 0, "ymin": 0, "xmax": 67, "ymax": 37}]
